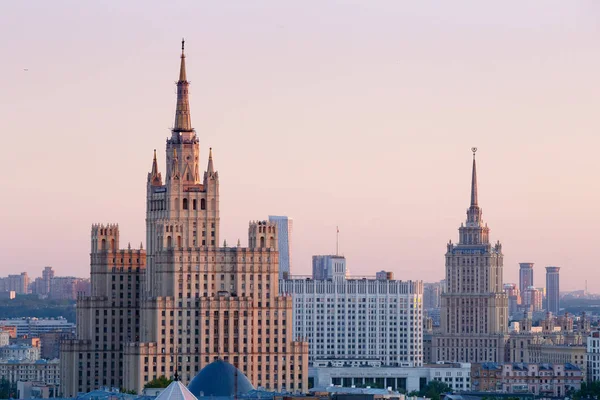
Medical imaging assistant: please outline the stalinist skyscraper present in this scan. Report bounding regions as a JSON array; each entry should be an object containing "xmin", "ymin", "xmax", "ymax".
[
  {"xmin": 432, "ymin": 148, "xmax": 508, "ymax": 363},
  {"xmin": 61, "ymin": 41, "xmax": 308, "ymax": 396}
]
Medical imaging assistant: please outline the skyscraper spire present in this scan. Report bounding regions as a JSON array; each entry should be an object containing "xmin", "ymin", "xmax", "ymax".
[
  {"xmin": 173, "ymin": 38, "xmax": 192, "ymax": 133},
  {"xmin": 470, "ymin": 147, "xmax": 478, "ymax": 207}
]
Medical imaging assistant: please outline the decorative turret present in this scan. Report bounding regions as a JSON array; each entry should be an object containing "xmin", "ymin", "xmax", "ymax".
[
  {"xmin": 148, "ymin": 149, "xmax": 163, "ymax": 186},
  {"xmin": 204, "ymin": 147, "xmax": 218, "ymax": 183}
]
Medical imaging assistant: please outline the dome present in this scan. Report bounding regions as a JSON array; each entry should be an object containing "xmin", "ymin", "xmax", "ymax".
[{"xmin": 188, "ymin": 360, "xmax": 254, "ymax": 398}]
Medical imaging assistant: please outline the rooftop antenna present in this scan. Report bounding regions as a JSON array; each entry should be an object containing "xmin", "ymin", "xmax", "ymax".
[{"xmin": 336, "ymin": 226, "xmax": 339, "ymax": 256}]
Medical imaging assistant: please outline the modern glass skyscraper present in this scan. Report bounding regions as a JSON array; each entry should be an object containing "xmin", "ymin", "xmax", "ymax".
[
  {"xmin": 269, "ymin": 215, "xmax": 293, "ymax": 278},
  {"xmin": 546, "ymin": 266, "xmax": 561, "ymax": 314}
]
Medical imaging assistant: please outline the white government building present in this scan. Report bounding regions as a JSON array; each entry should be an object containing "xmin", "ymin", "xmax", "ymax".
[{"xmin": 280, "ymin": 255, "xmax": 423, "ymax": 367}]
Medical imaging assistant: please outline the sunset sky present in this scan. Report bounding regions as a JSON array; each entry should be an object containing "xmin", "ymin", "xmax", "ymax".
[{"xmin": 1, "ymin": 1, "xmax": 599, "ymax": 291}]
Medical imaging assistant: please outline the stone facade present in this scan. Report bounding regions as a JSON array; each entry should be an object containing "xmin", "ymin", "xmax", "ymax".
[
  {"xmin": 61, "ymin": 42, "xmax": 307, "ymax": 396},
  {"xmin": 433, "ymin": 149, "xmax": 508, "ymax": 363}
]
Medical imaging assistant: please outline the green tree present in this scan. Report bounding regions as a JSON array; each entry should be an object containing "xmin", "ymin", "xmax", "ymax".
[
  {"xmin": 144, "ymin": 376, "xmax": 173, "ymax": 389},
  {"xmin": 418, "ymin": 381, "xmax": 452, "ymax": 400},
  {"xmin": 0, "ymin": 378, "xmax": 17, "ymax": 399},
  {"xmin": 573, "ymin": 381, "xmax": 600, "ymax": 400}
]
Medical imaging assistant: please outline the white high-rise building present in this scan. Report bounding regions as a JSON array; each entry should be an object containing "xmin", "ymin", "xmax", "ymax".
[
  {"xmin": 588, "ymin": 331, "xmax": 600, "ymax": 383},
  {"xmin": 269, "ymin": 216, "xmax": 293, "ymax": 278},
  {"xmin": 280, "ymin": 265, "xmax": 423, "ymax": 367}
]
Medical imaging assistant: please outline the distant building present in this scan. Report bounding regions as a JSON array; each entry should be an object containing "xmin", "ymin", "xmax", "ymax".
[
  {"xmin": 0, "ymin": 291, "xmax": 16, "ymax": 300},
  {"xmin": 503, "ymin": 283, "xmax": 520, "ymax": 315},
  {"xmin": 269, "ymin": 216, "xmax": 293, "ymax": 279},
  {"xmin": 519, "ymin": 263, "xmax": 534, "ymax": 298},
  {"xmin": 423, "ymin": 282, "xmax": 441, "ymax": 310},
  {"xmin": 49, "ymin": 276, "xmax": 91, "ymax": 300},
  {"xmin": 501, "ymin": 362, "xmax": 582, "ymax": 397},
  {"xmin": 0, "ymin": 332, "xmax": 9, "ymax": 347},
  {"xmin": 546, "ymin": 266, "xmax": 560, "ymax": 314},
  {"xmin": 40, "ymin": 331, "xmax": 74, "ymax": 360},
  {"xmin": 0, "ymin": 344, "xmax": 40, "ymax": 361},
  {"xmin": 0, "ymin": 318, "xmax": 74, "ymax": 337},
  {"xmin": 0, "ymin": 273, "xmax": 29, "ymax": 294},
  {"xmin": 312, "ymin": 255, "xmax": 347, "ymax": 282},
  {"xmin": 522, "ymin": 286, "xmax": 543, "ymax": 312},
  {"xmin": 588, "ymin": 331, "xmax": 600, "ymax": 383},
  {"xmin": 309, "ymin": 362, "xmax": 471, "ymax": 393},
  {"xmin": 434, "ymin": 149, "xmax": 508, "ymax": 363},
  {"xmin": 0, "ymin": 359, "xmax": 59, "ymax": 386}
]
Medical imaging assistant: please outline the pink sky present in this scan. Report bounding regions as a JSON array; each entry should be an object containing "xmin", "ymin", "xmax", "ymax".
[{"xmin": 1, "ymin": 1, "xmax": 599, "ymax": 291}]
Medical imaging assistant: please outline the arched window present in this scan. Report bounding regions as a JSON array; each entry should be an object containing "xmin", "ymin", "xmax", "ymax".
[
  {"xmin": 101, "ymin": 239, "xmax": 106, "ymax": 251},
  {"xmin": 167, "ymin": 236, "xmax": 172, "ymax": 248},
  {"xmin": 174, "ymin": 198, "xmax": 179, "ymax": 210},
  {"xmin": 183, "ymin": 198, "xmax": 188, "ymax": 210},
  {"xmin": 177, "ymin": 236, "xmax": 182, "ymax": 248},
  {"xmin": 193, "ymin": 199, "xmax": 197, "ymax": 210},
  {"xmin": 111, "ymin": 239, "xmax": 115, "ymax": 251},
  {"xmin": 270, "ymin": 236, "xmax": 274, "ymax": 247},
  {"xmin": 260, "ymin": 237, "xmax": 265, "ymax": 248},
  {"xmin": 200, "ymin": 199, "xmax": 206, "ymax": 210}
]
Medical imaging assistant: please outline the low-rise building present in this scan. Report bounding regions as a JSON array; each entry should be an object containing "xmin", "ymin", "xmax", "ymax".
[
  {"xmin": 588, "ymin": 331, "xmax": 600, "ymax": 383},
  {"xmin": 309, "ymin": 362, "xmax": 471, "ymax": 393},
  {"xmin": 471, "ymin": 363, "xmax": 503, "ymax": 392},
  {"xmin": 0, "ymin": 318, "xmax": 75, "ymax": 337},
  {"xmin": 501, "ymin": 363, "xmax": 582, "ymax": 397},
  {"xmin": 0, "ymin": 344, "xmax": 41, "ymax": 361},
  {"xmin": 0, "ymin": 359, "xmax": 60, "ymax": 386}
]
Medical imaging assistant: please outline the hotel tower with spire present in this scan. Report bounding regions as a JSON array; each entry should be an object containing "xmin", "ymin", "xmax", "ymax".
[
  {"xmin": 60, "ymin": 41, "xmax": 308, "ymax": 396},
  {"xmin": 432, "ymin": 149, "xmax": 509, "ymax": 363}
]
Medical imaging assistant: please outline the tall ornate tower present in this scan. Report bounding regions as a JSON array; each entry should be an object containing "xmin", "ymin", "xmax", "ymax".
[
  {"xmin": 433, "ymin": 148, "xmax": 508, "ymax": 363},
  {"xmin": 123, "ymin": 41, "xmax": 307, "ymax": 393},
  {"xmin": 145, "ymin": 40, "xmax": 220, "ymax": 297}
]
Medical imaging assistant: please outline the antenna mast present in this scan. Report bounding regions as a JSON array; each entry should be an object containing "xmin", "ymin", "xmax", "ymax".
[{"xmin": 336, "ymin": 226, "xmax": 339, "ymax": 256}]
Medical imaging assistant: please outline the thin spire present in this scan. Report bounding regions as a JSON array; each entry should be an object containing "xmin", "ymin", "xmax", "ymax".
[
  {"xmin": 179, "ymin": 38, "xmax": 187, "ymax": 82},
  {"xmin": 149, "ymin": 149, "xmax": 163, "ymax": 186},
  {"xmin": 151, "ymin": 149, "xmax": 158, "ymax": 174},
  {"xmin": 173, "ymin": 39, "xmax": 192, "ymax": 132},
  {"xmin": 207, "ymin": 147, "xmax": 214, "ymax": 174},
  {"xmin": 470, "ymin": 147, "xmax": 478, "ymax": 207}
]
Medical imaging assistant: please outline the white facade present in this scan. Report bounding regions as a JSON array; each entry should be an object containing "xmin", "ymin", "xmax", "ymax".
[
  {"xmin": 0, "ymin": 332, "xmax": 9, "ymax": 347},
  {"xmin": 588, "ymin": 331, "xmax": 600, "ymax": 383},
  {"xmin": 309, "ymin": 363, "xmax": 471, "ymax": 393},
  {"xmin": 0, "ymin": 345, "xmax": 41, "ymax": 361},
  {"xmin": 0, "ymin": 318, "xmax": 74, "ymax": 337},
  {"xmin": 0, "ymin": 359, "xmax": 59, "ymax": 385},
  {"xmin": 280, "ymin": 276, "xmax": 423, "ymax": 367}
]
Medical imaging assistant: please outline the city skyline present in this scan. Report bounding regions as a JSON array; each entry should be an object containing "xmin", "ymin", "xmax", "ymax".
[{"xmin": 2, "ymin": 2, "xmax": 600, "ymax": 291}]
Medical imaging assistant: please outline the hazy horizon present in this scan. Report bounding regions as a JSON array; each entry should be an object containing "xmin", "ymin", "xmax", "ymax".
[{"xmin": 1, "ymin": 1, "xmax": 599, "ymax": 291}]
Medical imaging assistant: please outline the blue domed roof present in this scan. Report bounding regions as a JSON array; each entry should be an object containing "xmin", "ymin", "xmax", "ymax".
[{"xmin": 188, "ymin": 360, "xmax": 254, "ymax": 398}]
